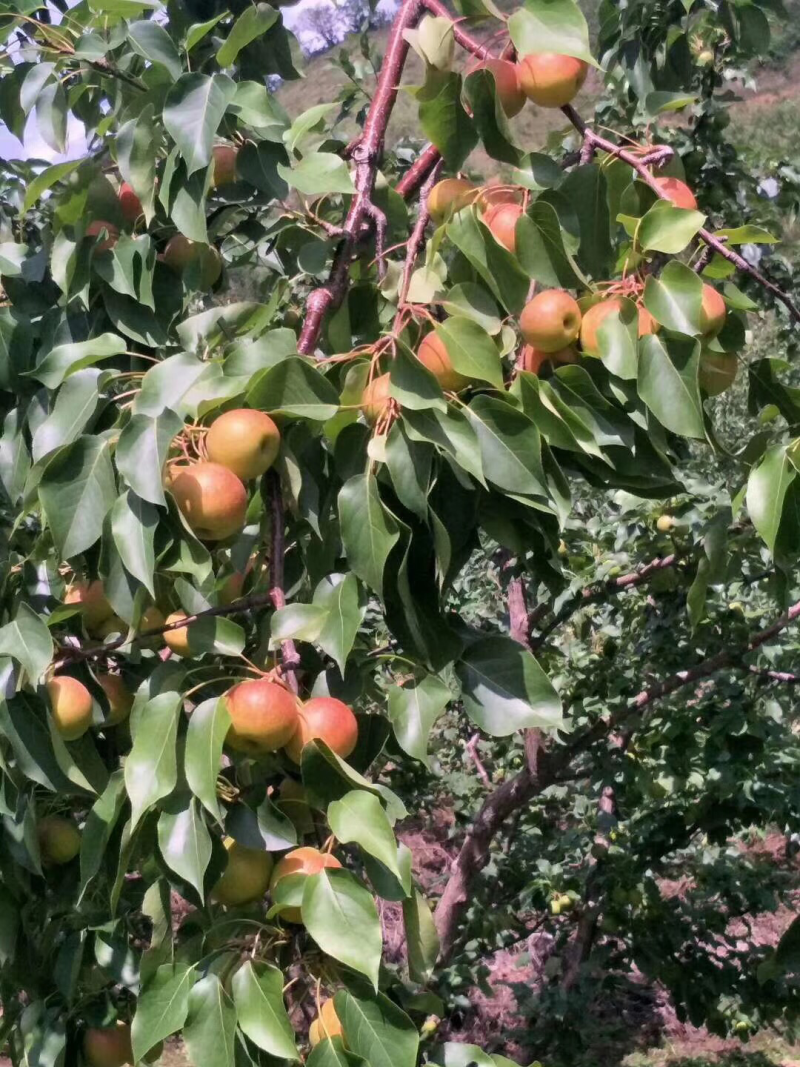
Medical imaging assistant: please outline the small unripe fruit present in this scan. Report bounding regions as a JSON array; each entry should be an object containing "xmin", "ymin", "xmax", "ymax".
[
  {"xmin": 417, "ymin": 332, "xmax": 471, "ymax": 391},
  {"xmin": 653, "ymin": 176, "xmax": 697, "ymax": 211},
  {"xmin": 170, "ymin": 462, "xmax": 247, "ymax": 541},
  {"xmin": 482, "ymin": 202, "xmax": 523, "ymax": 253},
  {"xmin": 118, "ymin": 182, "xmax": 143, "ymax": 223},
  {"xmin": 700, "ymin": 284, "xmax": 727, "ymax": 338},
  {"xmin": 427, "ymin": 178, "xmax": 476, "ymax": 222},
  {"xmin": 64, "ymin": 579, "xmax": 114, "ymax": 632},
  {"xmin": 477, "ymin": 58, "xmax": 525, "ymax": 117},
  {"xmin": 206, "ymin": 409, "xmax": 281, "ymax": 481},
  {"xmin": 211, "ymin": 144, "xmax": 238, "ymax": 187},
  {"xmin": 310, "ymin": 999, "xmax": 345, "ymax": 1047},
  {"xmin": 38, "ymin": 815, "xmax": 81, "ymax": 865},
  {"xmin": 520, "ymin": 289, "xmax": 582, "ymax": 352},
  {"xmin": 85, "ymin": 220, "xmax": 119, "ymax": 253},
  {"xmin": 362, "ymin": 373, "xmax": 392, "ymax": 424},
  {"xmin": 699, "ymin": 350, "xmax": 737, "ymax": 396},
  {"xmin": 516, "ymin": 52, "xmax": 588, "ymax": 107},
  {"xmin": 226, "ymin": 678, "xmax": 300, "ymax": 755},
  {"xmin": 163, "ymin": 235, "xmax": 222, "ymax": 289},
  {"xmin": 579, "ymin": 297, "xmax": 659, "ymax": 356},
  {"xmin": 83, "ymin": 1022, "xmax": 133, "ymax": 1067},
  {"xmin": 97, "ymin": 673, "xmax": 134, "ymax": 726},
  {"xmin": 520, "ymin": 344, "xmax": 578, "ymax": 374},
  {"xmin": 656, "ymin": 514, "xmax": 674, "ymax": 532},
  {"xmin": 270, "ymin": 846, "xmax": 342, "ymax": 922},
  {"xmin": 284, "ymin": 696, "xmax": 358, "ymax": 764},
  {"xmin": 47, "ymin": 676, "xmax": 93, "ymax": 741},
  {"xmin": 163, "ymin": 612, "xmax": 192, "ymax": 657},
  {"xmin": 212, "ymin": 837, "xmax": 273, "ymax": 906}
]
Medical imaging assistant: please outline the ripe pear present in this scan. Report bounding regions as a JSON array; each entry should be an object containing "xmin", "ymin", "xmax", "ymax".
[
  {"xmin": 362, "ymin": 373, "xmax": 392, "ymax": 424},
  {"xmin": 64, "ymin": 579, "xmax": 114, "ymax": 632},
  {"xmin": 96, "ymin": 673, "xmax": 133, "ymax": 726},
  {"xmin": 427, "ymin": 178, "xmax": 476, "ymax": 222},
  {"xmin": 310, "ymin": 999, "xmax": 345, "ymax": 1047},
  {"xmin": 163, "ymin": 612, "xmax": 192, "ymax": 657},
  {"xmin": 211, "ymin": 144, "xmax": 238, "ymax": 187},
  {"xmin": 212, "ymin": 838, "xmax": 273, "ymax": 906},
  {"xmin": 482, "ymin": 202, "xmax": 523, "ymax": 253},
  {"xmin": 170, "ymin": 462, "xmax": 247, "ymax": 541},
  {"xmin": 206, "ymin": 409, "xmax": 281, "ymax": 481},
  {"xmin": 83, "ymin": 1022, "xmax": 133, "ymax": 1067},
  {"xmin": 653, "ymin": 176, "xmax": 697, "ymax": 210},
  {"xmin": 225, "ymin": 678, "xmax": 300, "ymax": 754},
  {"xmin": 417, "ymin": 332, "xmax": 471, "ymax": 391},
  {"xmin": 477, "ymin": 58, "xmax": 525, "ymax": 117},
  {"xmin": 284, "ymin": 696, "xmax": 358, "ymax": 764},
  {"xmin": 516, "ymin": 52, "xmax": 588, "ymax": 107},
  {"xmin": 47, "ymin": 676, "xmax": 94, "ymax": 740},
  {"xmin": 520, "ymin": 290, "xmax": 582, "ymax": 352},
  {"xmin": 579, "ymin": 297, "xmax": 659, "ymax": 356},
  {"xmin": 270, "ymin": 846, "xmax": 342, "ymax": 922}
]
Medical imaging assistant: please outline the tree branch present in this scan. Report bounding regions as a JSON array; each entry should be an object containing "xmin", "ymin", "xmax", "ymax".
[
  {"xmin": 395, "ymin": 143, "xmax": 443, "ymax": 200},
  {"xmin": 394, "ymin": 156, "xmax": 442, "ymax": 320},
  {"xmin": 297, "ymin": 0, "xmax": 424, "ymax": 355}
]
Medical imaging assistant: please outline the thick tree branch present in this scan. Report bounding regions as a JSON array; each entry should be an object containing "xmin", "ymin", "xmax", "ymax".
[
  {"xmin": 561, "ymin": 105, "xmax": 800, "ymax": 324},
  {"xmin": 267, "ymin": 470, "xmax": 300, "ymax": 692},
  {"xmin": 297, "ymin": 0, "xmax": 424, "ymax": 355},
  {"xmin": 395, "ymin": 143, "xmax": 443, "ymax": 200}
]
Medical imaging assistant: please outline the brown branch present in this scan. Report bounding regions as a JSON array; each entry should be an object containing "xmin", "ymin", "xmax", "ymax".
[
  {"xmin": 267, "ymin": 470, "xmax": 300, "ymax": 693},
  {"xmin": 394, "ymin": 157, "xmax": 442, "ymax": 321},
  {"xmin": 561, "ymin": 105, "xmax": 800, "ymax": 324},
  {"xmin": 747, "ymin": 665, "xmax": 799, "ymax": 684},
  {"xmin": 395, "ymin": 143, "xmax": 443, "ymax": 200},
  {"xmin": 530, "ymin": 554, "xmax": 679, "ymax": 650},
  {"xmin": 465, "ymin": 733, "xmax": 491, "ymax": 787},
  {"xmin": 297, "ymin": 0, "xmax": 424, "ymax": 356}
]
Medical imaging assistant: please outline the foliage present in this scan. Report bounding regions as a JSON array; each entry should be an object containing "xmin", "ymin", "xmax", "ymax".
[{"xmin": 0, "ymin": 0, "xmax": 797, "ymax": 1065}]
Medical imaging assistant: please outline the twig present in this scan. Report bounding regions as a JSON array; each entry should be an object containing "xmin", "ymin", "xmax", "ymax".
[
  {"xmin": 561, "ymin": 105, "xmax": 800, "ymax": 324},
  {"xmin": 465, "ymin": 733, "xmax": 491, "ymax": 787},
  {"xmin": 267, "ymin": 470, "xmax": 300, "ymax": 693},
  {"xmin": 297, "ymin": 0, "xmax": 424, "ymax": 356},
  {"xmin": 394, "ymin": 157, "xmax": 442, "ymax": 326},
  {"xmin": 395, "ymin": 143, "xmax": 443, "ymax": 200}
]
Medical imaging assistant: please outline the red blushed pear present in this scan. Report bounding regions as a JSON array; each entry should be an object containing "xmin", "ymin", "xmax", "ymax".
[
  {"xmin": 206, "ymin": 408, "xmax": 281, "ymax": 481},
  {"xmin": 521, "ymin": 344, "xmax": 578, "ymax": 375},
  {"xmin": 482, "ymin": 202, "xmax": 524, "ymax": 253},
  {"xmin": 211, "ymin": 144, "xmax": 238, "ymax": 188},
  {"xmin": 47, "ymin": 676, "xmax": 94, "ymax": 740},
  {"xmin": 427, "ymin": 178, "xmax": 476, "ymax": 223},
  {"xmin": 212, "ymin": 838, "xmax": 273, "ymax": 906},
  {"xmin": 64, "ymin": 579, "xmax": 114, "ymax": 631},
  {"xmin": 520, "ymin": 289, "xmax": 582, "ymax": 352},
  {"xmin": 83, "ymin": 1023, "xmax": 133, "ymax": 1067},
  {"xmin": 579, "ymin": 297, "xmax": 659, "ymax": 357},
  {"xmin": 270, "ymin": 846, "xmax": 342, "ymax": 922},
  {"xmin": 170, "ymin": 462, "xmax": 247, "ymax": 541},
  {"xmin": 118, "ymin": 182, "xmax": 142, "ymax": 223},
  {"xmin": 96, "ymin": 673, "xmax": 133, "ymax": 725},
  {"xmin": 517, "ymin": 52, "xmax": 588, "ymax": 108},
  {"xmin": 310, "ymin": 1000, "xmax": 345, "ymax": 1047},
  {"xmin": 478, "ymin": 58, "xmax": 526, "ymax": 117},
  {"xmin": 700, "ymin": 284, "xmax": 727, "ymax": 338},
  {"xmin": 163, "ymin": 235, "xmax": 222, "ymax": 289},
  {"xmin": 85, "ymin": 220, "xmax": 119, "ymax": 253},
  {"xmin": 652, "ymin": 176, "xmax": 698, "ymax": 211},
  {"xmin": 38, "ymin": 815, "xmax": 81, "ymax": 865},
  {"xmin": 417, "ymin": 332, "xmax": 471, "ymax": 391},
  {"xmin": 362, "ymin": 372, "xmax": 392, "ymax": 424},
  {"xmin": 225, "ymin": 678, "xmax": 300, "ymax": 754},
  {"xmin": 284, "ymin": 696, "xmax": 358, "ymax": 764},
  {"xmin": 699, "ymin": 350, "xmax": 738, "ymax": 396}
]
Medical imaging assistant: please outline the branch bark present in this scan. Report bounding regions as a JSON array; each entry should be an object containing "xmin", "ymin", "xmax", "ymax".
[{"xmin": 394, "ymin": 156, "xmax": 443, "ymax": 323}]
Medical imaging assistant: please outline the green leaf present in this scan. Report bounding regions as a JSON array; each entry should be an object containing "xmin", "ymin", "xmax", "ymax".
[
  {"xmin": 184, "ymin": 695, "xmax": 230, "ymax": 824},
  {"xmin": 465, "ymin": 396, "xmax": 548, "ymax": 498},
  {"xmin": 132, "ymin": 964, "xmax": 196, "ymax": 1063},
  {"xmin": 157, "ymin": 797, "xmax": 211, "ymax": 899},
  {"xmin": 435, "ymin": 318, "xmax": 504, "ymax": 388},
  {"xmin": 32, "ymin": 369, "xmax": 106, "ymax": 464},
  {"xmin": 36, "ymin": 82, "xmax": 67, "ymax": 155},
  {"xmin": 417, "ymin": 71, "xmax": 477, "ymax": 170},
  {"xmin": 387, "ymin": 674, "xmax": 451, "ymax": 767},
  {"xmin": 746, "ymin": 444, "xmax": 797, "ymax": 554},
  {"xmin": 643, "ymin": 261, "xmax": 703, "ymax": 335},
  {"xmin": 456, "ymin": 635, "xmax": 563, "ymax": 736},
  {"xmin": 462, "ymin": 69, "xmax": 520, "ymax": 166},
  {"xmin": 128, "ymin": 20, "xmax": 183, "ymax": 81},
  {"xmin": 116, "ymin": 408, "xmax": 183, "ymax": 507},
  {"xmin": 508, "ymin": 0, "xmax": 594, "ymax": 63},
  {"xmin": 183, "ymin": 974, "xmax": 236, "ymax": 1067},
  {"xmin": 185, "ymin": 13, "xmax": 226, "ymax": 50},
  {"xmin": 28, "ymin": 333, "xmax": 126, "ymax": 389},
  {"xmin": 237, "ymin": 141, "xmax": 289, "ymax": 198},
  {"xmin": 0, "ymin": 604, "xmax": 53, "ymax": 683},
  {"xmin": 592, "ymin": 299, "xmax": 638, "ymax": 381},
  {"xmin": 307, "ymin": 1038, "xmax": 366, "ymax": 1067},
  {"xmin": 110, "ymin": 491, "xmax": 158, "ymax": 598},
  {"xmin": 277, "ymin": 153, "xmax": 355, "ymax": 196},
  {"xmin": 447, "ymin": 210, "xmax": 529, "ymax": 315},
  {"xmin": 39, "ymin": 437, "xmax": 117, "ymax": 559},
  {"xmin": 313, "ymin": 573, "xmax": 363, "ymax": 677},
  {"xmin": 247, "ymin": 357, "xmax": 340, "ymax": 420},
  {"xmin": 231, "ymin": 961, "xmax": 298, "ymax": 1061},
  {"xmin": 302, "ymin": 868, "xmax": 382, "ymax": 988},
  {"xmin": 713, "ymin": 225, "xmax": 778, "ymax": 246},
  {"xmin": 23, "ymin": 160, "xmax": 81, "ymax": 213},
  {"xmin": 385, "ymin": 423, "xmax": 433, "ymax": 520},
  {"xmin": 338, "ymin": 474, "xmax": 400, "ymax": 598},
  {"xmin": 440, "ymin": 283, "xmax": 501, "ymax": 334},
  {"xmin": 163, "ymin": 73, "xmax": 236, "ymax": 176},
  {"xmin": 124, "ymin": 693, "xmax": 182, "ymax": 829},
  {"xmin": 403, "ymin": 888, "xmax": 439, "ymax": 984},
  {"xmin": 335, "ymin": 988, "xmax": 419, "ymax": 1067},
  {"xmin": 514, "ymin": 201, "xmax": 585, "ymax": 289},
  {"xmin": 79, "ymin": 770, "xmax": 126, "ymax": 893},
  {"xmin": 638, "ymin": 334, "xmax": 704, "ymax": 439},
  {"xmin": 559, "ymin": 164, "xmax": 613, "ymax": 280},
  {"xmin": 637, "ymin": 200, "xmax": 706, "ymax": 254},
  {"xmin": 328, "ymin": 791, "xmax": 408, "ymax": 891},
  {"xmin": 389, "ymin": 344, "xmax": 446, "ymax": 412},
  {"xmin": 217, "ymin": 3, "xmax": 278, "ymax": 66}
]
